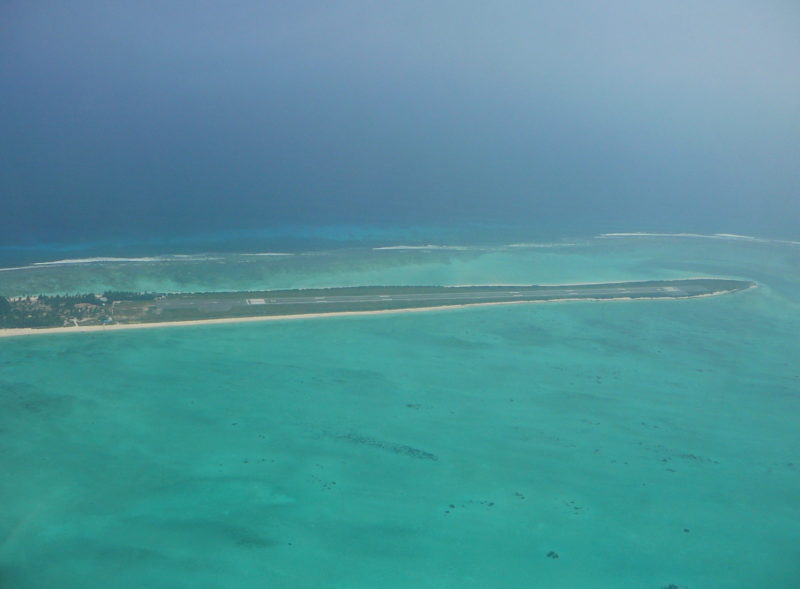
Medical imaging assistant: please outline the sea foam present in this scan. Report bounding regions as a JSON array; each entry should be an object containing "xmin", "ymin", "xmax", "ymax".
[
  {"xmin": 372, "ymin": 245, "xmax": 474, "ymax": 251},
  {"xmin": 596, "ymin": 232, "xmax": 800, "ymax": 246}
]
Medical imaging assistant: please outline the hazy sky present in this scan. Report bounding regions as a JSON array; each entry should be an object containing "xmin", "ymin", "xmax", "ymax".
[{"xmin": 1, "ymin": 1, "xmax": 799, "ymax": 243}]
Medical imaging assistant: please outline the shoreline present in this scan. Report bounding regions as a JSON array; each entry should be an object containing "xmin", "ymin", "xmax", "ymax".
[
  {"xmin": 0, "ymin": 287, "xmax": 754, "ymax": 339},
  {"xmin": 449, "ymin": 275, "xmax": 741, "ymax": 288}
]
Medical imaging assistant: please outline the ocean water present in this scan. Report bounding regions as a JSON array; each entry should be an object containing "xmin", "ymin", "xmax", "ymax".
[{"xmin": 1, "ymin": 234, "xmax": 799, "ymax": 588}]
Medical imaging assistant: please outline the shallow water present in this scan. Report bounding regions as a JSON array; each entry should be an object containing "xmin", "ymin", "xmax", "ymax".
[{"xmin": 1, "ymin": 236, "xmax": 798, "ymax": 588}]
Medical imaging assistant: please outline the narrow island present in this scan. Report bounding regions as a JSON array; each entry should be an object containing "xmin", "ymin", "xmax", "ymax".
[{"xmin": 0, "ymin": 278, "xmax": 754, "ymax": 338}]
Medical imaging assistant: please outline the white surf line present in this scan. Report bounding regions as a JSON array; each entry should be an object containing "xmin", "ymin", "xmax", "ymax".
[
  {"xmin": 0, "ymin": 254, "xmax": 227, "ymax": 272},
  {"xmin": 596, "ymin": 232, "xmax": 800, "ymax": 245},
  {"xmin": 32, "ymin": 257, "xmax": 163, "ymax": 265},
  {"xmin": 0, "ymin": 265, "xmax": 46, "ymax": 272},
  {"xmin": 372, "ymin": 245, "xmax": 476, "ymax": 251},
  {"xmin": 239, "ymin": 253, "xmax": 294, "ymax": 256},
  {"xmin": 505, "ymin": 242, "xmax": 580, "ymax": 248}
]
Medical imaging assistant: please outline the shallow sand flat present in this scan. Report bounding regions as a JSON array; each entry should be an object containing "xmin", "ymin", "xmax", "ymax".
[
  {"xmin": 0, "ymin": 240, "xmax": 797, "ymax": 588},
  {"xmin": 1, "ymin": 289, "xmax": 798, "ymax": 588}
]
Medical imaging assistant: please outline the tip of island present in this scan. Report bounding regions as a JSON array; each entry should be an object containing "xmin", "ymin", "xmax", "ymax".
[{"xmin": 0, "ymin": 278, "xmax": 755, "ymax": 338}]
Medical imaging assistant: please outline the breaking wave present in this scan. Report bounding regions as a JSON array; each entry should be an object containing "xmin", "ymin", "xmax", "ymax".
[{"xmin": 596, "ymin": 232, "xmax": 800, "ymax": 246}]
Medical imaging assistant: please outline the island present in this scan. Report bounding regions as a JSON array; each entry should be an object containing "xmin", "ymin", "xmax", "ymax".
[{"xmin": 0, "ymin": 278, "xmax": 755, "ymax": 337}]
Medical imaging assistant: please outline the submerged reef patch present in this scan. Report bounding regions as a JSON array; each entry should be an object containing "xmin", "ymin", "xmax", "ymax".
[{"xmin": 332, "ymin": 432, "xmax": 438, "ymax": 461}]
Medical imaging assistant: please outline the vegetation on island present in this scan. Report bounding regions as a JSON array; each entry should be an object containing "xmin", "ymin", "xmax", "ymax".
[
  {"xmin": 102, "ymin": 291, "xmax": 159, "ymax": 302},
  {"xmin": 0, "ymin": 291, "xmax": 159, "ymax": 328},
  {"xmin": 0, "ymin": 296, "xmax": 11, "ymax": 316}
]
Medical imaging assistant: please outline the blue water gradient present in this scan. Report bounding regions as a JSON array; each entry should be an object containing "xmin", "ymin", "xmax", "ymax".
[{"xmin": 1, "ymin": 236, "xmax": 798, "ymax": 587}]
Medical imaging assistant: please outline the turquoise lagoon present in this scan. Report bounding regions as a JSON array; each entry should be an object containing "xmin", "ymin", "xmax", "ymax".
[{"xmin": 1, "ymin": 235, "xmax": 799, "ymax": 588}]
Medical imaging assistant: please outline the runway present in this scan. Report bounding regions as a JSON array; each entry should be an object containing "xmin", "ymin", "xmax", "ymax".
[
  {"xmin": 2, "ymin": 278, "xmax": 755, "ymax": 337},
  {"xmin": 152, "ymin": 279, "xmax": 751, "ymax": 315},
  {"xmin": 243, "ymin": 285, "xmax": 688, "ymax": 306}
]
